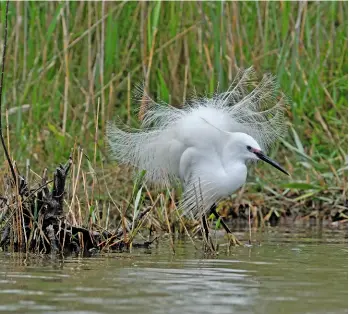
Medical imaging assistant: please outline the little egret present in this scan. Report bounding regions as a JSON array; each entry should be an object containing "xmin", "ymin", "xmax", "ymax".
[{"xmin": 106, "ymin": 67, "xmax": 289, "ymax": 245}]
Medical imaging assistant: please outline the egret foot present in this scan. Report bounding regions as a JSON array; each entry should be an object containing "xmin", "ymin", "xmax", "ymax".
[
  {"xmin": 209, "ymin": 204, "xmax": 241, "ymax": 246},
  {"xmin": 226, "ymin": 232, "xmax": 242, "ymax": 246}
]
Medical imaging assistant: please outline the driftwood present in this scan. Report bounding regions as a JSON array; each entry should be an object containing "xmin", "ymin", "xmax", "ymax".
[{"xmin": 0, "ymin": 158, "xmax": 153, "ymax": 255}]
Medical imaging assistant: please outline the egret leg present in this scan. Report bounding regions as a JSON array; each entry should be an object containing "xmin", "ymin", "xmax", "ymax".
[
  {"xmin": 201, "ymin": 214, "xmax": 215, "ymax": 252},
  {"xmin": 209, "ymin": 204, "xmax": 241, "ymax": 246},
  {"xmin": 201, "ymin": 214, "xmax": 210, "ymax": 241}
]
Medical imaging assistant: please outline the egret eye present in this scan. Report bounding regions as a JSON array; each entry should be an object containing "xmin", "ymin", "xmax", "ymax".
[{"xmin": 246, "ymin": 145, "xmax": 252, "ymax": 151}]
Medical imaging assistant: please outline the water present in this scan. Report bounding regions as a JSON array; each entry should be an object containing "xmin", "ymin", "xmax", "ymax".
[{"xmin": 0, "ymin": 227, "xmax": 347, "ymax": 314}]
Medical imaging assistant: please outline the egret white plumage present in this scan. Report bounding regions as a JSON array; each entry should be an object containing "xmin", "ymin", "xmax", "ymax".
[{"xmin": 106, "ymin": 67, "xmax": 289, "ymax": 244}]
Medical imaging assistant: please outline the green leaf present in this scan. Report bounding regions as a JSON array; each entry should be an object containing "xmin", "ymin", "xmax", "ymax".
[
  {"xmin": 281, "ymin": 139, "xmax": 317, "ymax": 164},
  {"xmin": 215, "ymin": 217, "xmax": 221, "ymax": 229},
  {"xmin": 282, "ymin": 183, "xmax": 323, "ymax": 190},
  {"xmin": 132, "ymin": 186, "xmax": 143, "ymax": 229},
  {"xmin": 152, "ymin": 1, "xmax": 161, "ymax": 34},
  {"xmin": 157, "ymin": 70, "xmax": 169, "ymax": 102},
  {"xmin": 291, "ymin": 127, "xmax": 305, "ymax": 155},
  {"xmin": 294, "ymin": 192, "xmax": 319, "ymax": 202},
  {"xmin": 89, "ymin": 205, "xmax": 95, "ymax": 216},
  {"xmin": 45, "ymin": 3, "xmax": 65, "ymax": 42},
  {"xmin": 132, "ymin": 170, "xmax": 146, "ymax": 196},
  {"xmin": 134, "ymin": 186, "xmax": 143, "ymax": 214}
]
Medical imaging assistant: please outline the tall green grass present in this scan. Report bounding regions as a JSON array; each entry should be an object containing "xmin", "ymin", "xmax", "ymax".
[{"xmin": 0, "ymin": 1, "xmax": 347, "ymax": 202}]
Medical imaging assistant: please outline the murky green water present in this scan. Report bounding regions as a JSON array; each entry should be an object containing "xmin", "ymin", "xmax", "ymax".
[{"xmin": 0, "ymin": 227, "xmax": 347, "ymax": 314}]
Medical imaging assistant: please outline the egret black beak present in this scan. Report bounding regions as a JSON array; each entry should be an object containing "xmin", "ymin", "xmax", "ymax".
[{"xmin": 254, "ymin": 150, "xmax": 289, "ymax": 176}]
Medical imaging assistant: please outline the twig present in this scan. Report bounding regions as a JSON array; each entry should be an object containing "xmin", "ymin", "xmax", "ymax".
[
  {"xmin": 163, "ymin": 194, "xmax": 175, "ymax": 254},
  {"xmin": 248, "ymin": 204, "xmax": 251, "ymax": 244}
]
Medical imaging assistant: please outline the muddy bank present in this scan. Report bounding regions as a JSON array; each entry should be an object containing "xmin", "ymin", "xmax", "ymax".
[{"xmin": 0, "ymin": 157, "xmax": 346, "ymax": 255}]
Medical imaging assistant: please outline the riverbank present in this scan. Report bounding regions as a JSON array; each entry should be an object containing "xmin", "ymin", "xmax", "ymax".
[{"xmin": 0, "ymin": 153, "xmax": 346, "ymax": 255}]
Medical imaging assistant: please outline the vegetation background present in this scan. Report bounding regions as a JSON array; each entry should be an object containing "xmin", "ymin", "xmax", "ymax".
[{"xmin": 0, "ymin": 1, "xmax": 347, "ymax": 229}]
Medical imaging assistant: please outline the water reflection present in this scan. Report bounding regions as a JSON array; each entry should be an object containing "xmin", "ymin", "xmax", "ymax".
[{"xmin": 0, "ymin": 227, "xmax": 347, "ymax": 314}]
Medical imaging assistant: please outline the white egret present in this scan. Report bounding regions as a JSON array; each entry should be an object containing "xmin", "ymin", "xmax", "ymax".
[{"xmin": 106, "ymin": 67, "xmax": 289, "ymax": 245}]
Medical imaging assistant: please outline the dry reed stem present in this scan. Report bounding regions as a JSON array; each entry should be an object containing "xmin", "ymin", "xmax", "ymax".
[
  {"xmin": 139, "ymin": 28, "xmax": 158, "ymax": 121},
  {"xmin": 69, "ymin": 148, "xmax": 83, "ymax": 225},
  {"xmin": 100, "ymin": 0, "xmax": 105, "ymax": 130},
  {"xmin": 162, "ymin": 194, "xmax": 175, "ymax": 254},
  {"xmin": 61, "ymin": 6, "xmax": 70, "ymax": 135},
  {"xmin": 167, "ymin": 186, "xmax": 198, "ymax": 250}
]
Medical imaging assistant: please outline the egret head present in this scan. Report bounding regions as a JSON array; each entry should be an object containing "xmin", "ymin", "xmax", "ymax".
[{"xmin": 230, "ymin": 132, "xmax": 289, "ymax": 176}]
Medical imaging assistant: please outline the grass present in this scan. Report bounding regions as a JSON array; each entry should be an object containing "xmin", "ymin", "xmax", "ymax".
[{"xmin": 0, "ymin": 2, "xmax": 347, "ymax": 253}]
